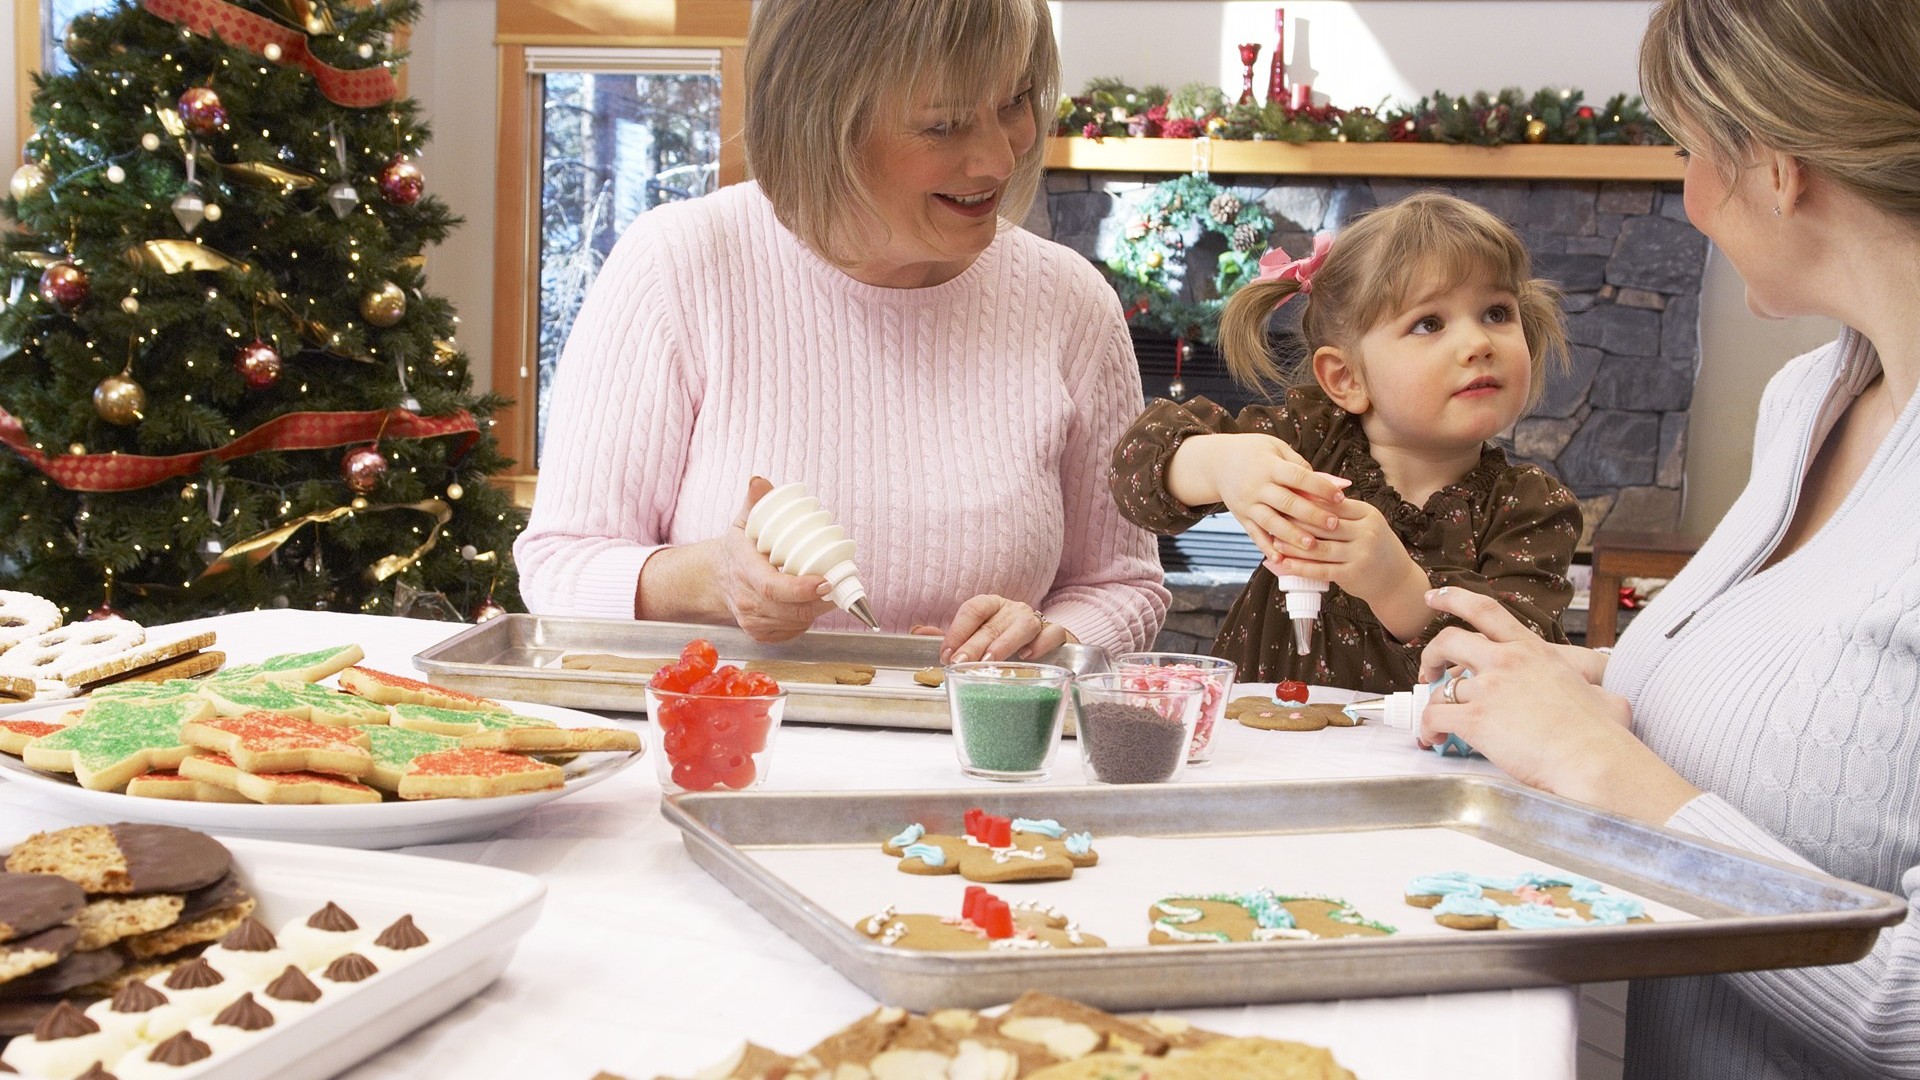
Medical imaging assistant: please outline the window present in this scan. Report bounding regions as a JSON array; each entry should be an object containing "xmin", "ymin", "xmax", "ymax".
[{"xmin": 529, "ymin": 48, "xmax": 722, "ymax": 457}]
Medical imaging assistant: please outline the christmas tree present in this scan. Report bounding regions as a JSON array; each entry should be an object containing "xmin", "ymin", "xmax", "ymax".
[{"xmin": 1, "ymin": 0, "xmax": 523, "ymax": 623}]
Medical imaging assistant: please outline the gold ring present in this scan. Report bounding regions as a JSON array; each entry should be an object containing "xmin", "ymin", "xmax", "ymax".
[{"xmin": 1440, "ymin": 672, "xmax": 1467, "ymax": 705}]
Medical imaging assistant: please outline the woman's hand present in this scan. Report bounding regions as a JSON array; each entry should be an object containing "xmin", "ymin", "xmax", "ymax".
[
  {"xmin": 1417, "ymin": 587, "xmax": 1700, "ymax": 823},
  {"xmin": 914, "ymin": 595, "xmax": 1076, "ymax": 664},
  {"xmin": 716, "ymin": 477, "xmax": 835, "ymax": 641},
  {"xmin": 1166, "ymin": 433, "xmax": 1349, "ymax": 563}
]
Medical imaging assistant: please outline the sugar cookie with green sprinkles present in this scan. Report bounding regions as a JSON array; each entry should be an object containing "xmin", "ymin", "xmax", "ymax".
[
  {"xmin": 21, "ymin": 697, "xmax": 215, "ymax": 790},
  {"xmin": 213, "ymin": 644, "xmax": 366, "ymax": 685},
  {"xmin": 356, "ymin": 724, "xmax": 463, "ymax": 791},
  {"xmin": 203, "ymin": 680, "xmax": 390, "ymax": 726},
  {"xmin": 1146, "ymin": 890, "xmax": 1396, "ymax": 944},
  {"xmin": 386, "ymin": 702, "xmax": 557, "ymax": 737}
]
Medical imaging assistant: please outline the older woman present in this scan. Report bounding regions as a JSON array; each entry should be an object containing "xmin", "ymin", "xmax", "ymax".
[
  {"xmin": 1413, "ymin": 0, "xmax": 1920, "ymax": 1075},
  {"xmin": 514, "ymin": 0, "xmax": 1167, "ymax": 662}
]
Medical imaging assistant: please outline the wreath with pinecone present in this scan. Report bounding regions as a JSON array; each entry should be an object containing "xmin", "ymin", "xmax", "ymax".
[{"xmin": 1106, "ymin": 174, "xmax": 1275, "ymax": 344}]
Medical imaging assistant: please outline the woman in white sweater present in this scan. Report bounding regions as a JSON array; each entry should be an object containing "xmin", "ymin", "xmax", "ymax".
[{"xmin": 1415, "ymin": 0, "xmax": 1920, "ymax": 1075}]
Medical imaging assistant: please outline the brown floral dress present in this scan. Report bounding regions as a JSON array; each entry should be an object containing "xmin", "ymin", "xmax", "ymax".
[{"xmin": 1109, "ymin": 386, "xmax": 1581, "ymax": 693}]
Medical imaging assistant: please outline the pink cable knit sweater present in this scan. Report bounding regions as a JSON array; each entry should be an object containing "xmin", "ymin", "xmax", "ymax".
[{"xmin": 514, "ymin": 182, "xmax": 1168, "ymax": 654}]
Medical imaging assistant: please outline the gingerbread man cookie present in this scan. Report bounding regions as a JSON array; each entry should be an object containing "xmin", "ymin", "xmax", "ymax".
[
  {"xmin": 1228, "ymin": 698, "xmax": 1359, "ymax": 731},
  {"xmin": 1147, "ymin": 890, "xmax": 1395, "ymax": 944},
  {"xmin": 856, "ymin": 887, "xmax": 1105, "ymax": 952},
  {"xmin": 880, "ymin": 811, "xmax": 1098, "ymax": 884},
  {"xmin": 1405, "ymin": 870, "xmax": 1652, "ymax": 931}
]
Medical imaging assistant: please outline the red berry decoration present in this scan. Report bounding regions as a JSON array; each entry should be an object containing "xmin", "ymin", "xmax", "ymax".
[
  {"xmin": 377, "ymin": 155, "xmax": 423, "ymax": 206},
  {"xmin": 39, "ymin": 261, "xmax": 90, "ymax": 314},
  {"xmin": 340, "ymin": 444, "xmax": 388, "ymax": 495},
  {"xmin": 233, "ymin": 339, "xmax": 282, "ymax": 390},
  {"xmin": 1575, "ymin": 105, "xmax": 1596, "ymax": 121},
  {"xmin": 1275, "ymin": 679, "xmax": 1309, "ymax": 704},
  {"xmin": 177, "ymin": 86, "xmax": 227, "ymax": 136}
]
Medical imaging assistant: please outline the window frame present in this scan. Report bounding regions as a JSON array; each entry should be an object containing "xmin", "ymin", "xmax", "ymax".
[{"xmin": 490, "ymin": 0, "xmax": 747, "ymax": 488}]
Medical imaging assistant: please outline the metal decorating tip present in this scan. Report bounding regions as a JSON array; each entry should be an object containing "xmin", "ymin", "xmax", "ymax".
[{"xmin": 849, "ymin": 597, "xmax": 880, "ymax": 631}]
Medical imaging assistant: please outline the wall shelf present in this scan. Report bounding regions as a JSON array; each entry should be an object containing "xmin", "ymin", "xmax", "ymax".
[{"xmin": 1044, "ymin": 138, "xmax": 1685, "ymax": 182}]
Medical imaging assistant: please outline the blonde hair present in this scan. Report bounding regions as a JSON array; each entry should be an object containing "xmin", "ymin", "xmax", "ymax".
[
  {"xmin": 1218, "ymin": 193, "xmax": 1568, "ymax": 409},
  {"xmin": 744, "ymin": 0, "xmax": 1059, "ymax": 266},
  {"xmin": 1640, "ymin": 0, "xmax": 1920, "ymax": 228}
]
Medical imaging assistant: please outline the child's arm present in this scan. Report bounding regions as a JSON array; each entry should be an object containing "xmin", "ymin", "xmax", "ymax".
[
  {"xmin": 1109, "ymin": 396, "xmax": 1346, "ymax": 561},
  {"xmin": 1420, "ymin": 468, "xmax": 1583, "ymax": 643}
]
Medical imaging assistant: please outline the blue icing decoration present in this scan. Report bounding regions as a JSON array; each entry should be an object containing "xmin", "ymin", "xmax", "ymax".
[
  {"xmin": 1340, "ymin": 703, "xmax": 1364, "ymax": 724},
  {"xmin": 1501, "ymin": 904, "xmax": 1584, "ymax": 930},
  {"xmin": 1011, "ymin": 818, "xmax": 1064, "ymax": 838},
  {"xmin": 1064, "ymin": 832, "xmax": 1093, "ymax": 856},
  {"xmin": 1431, "ymin": 733, "xmax": 1477, "ymax": 757},
  {"xmin": 901, "ymin": 842, "xmax": 946, "ymax": 867},
  {"xmin": 888, "ymin": 823, "xmax": 925, "ymax": 848},
  {"xmin": 1417, "ymin": 869, "xmax": 1644, "ymax": 928}
]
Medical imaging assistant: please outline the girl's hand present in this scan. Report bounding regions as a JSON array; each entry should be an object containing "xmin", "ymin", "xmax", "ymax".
[
  {"xmin": 1416, "ymin": 587, "xmax": 1698, "ymax": 822},
  {"xmin": 1268, "ymin": 497, "xmax": 1409, "ymax": 594},
  {"xmin": 718, "ymin": 477, "xmax": 836, "ymax": 641},
  {"xmin": 1167, "ymin": 433, "xmax": 1348, "ymax": 563},
  {"xmin": 927, "ymin": 595, "xmax": 1075, "ymax": 664}
]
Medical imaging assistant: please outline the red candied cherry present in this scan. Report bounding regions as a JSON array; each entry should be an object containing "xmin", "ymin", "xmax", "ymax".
[
  {"xmin": 654, "ymin": 696, "xmax": 693, "ymax": 732},
  {"xmin": 670, "ymin": 758, "xmax": 721, "ymax": 792},
  {"xmin": 680, "ymin": 638, "xmax": 719, "ymax": 676},
  {"xmin": 688, "ymin": 671, "xmax": 728, "ymax": 696},
  {"xmin": 735, "ymin": 709, "xmax": 774, "ymax": 753},
  {"xmin": 650, "ymin": 662, "xmax": 698, "ymax": 693},
  {"xmin": 662, "ymin": 725, "xmax": 707, "ymax": 764},
  {"xmin": 713, "ymin": 751, "xmax": 758, "ymax": 790},
  {"xmin": 742, "ymin": 672, "xmax": 779, "ymax": 697},
  {"xmin": 1275, "ymin": 680, "xmax": 1309, "ymax": 704}
]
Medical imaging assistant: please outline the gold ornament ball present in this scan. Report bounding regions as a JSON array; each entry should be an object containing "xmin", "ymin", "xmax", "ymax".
[
  {"xmin": 446, "ymin": 482, "xmax": 464, "ymax": 501},
  {"xmin": 1145, "ymin": 251, "xmax": 1164, "ymax": 268},
  {"xmin": 359, "ymin": 282, "xmax": 407, "ymax": 327},
  {"xmin": 10, "ymin": 163, "xmax": 50, "ymax": 202},
  {"xmin": 93, "ymin": 373, "xmax": 147, "ymax": 426},
  {"xmin": 1525, "ymin": 118, "xmax": 1549, "ymax": 144}
]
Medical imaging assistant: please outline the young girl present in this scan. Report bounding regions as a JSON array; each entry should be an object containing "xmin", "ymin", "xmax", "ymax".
[{"xmin": 1109, "ymin": 192, "xmax": 1581, "ymax": 692}]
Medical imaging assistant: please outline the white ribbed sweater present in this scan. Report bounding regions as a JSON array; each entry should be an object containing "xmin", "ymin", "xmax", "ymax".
[
  {"xmin": 513, "ymin": 182, "xmax": 1168, "ymax": 653},
  {"xmin": 1607, "ymin": 329, "xmax": 1920, "ymax": 1078}
]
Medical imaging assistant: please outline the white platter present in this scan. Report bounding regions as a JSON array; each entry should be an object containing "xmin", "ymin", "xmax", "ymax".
[
  {"xmin": 0, "ymin": 700, "xmax": 643, "ymax": 848},
  {"xmin": 3, "ymin": 834, "xmax": 545, "ymax": 1080}
]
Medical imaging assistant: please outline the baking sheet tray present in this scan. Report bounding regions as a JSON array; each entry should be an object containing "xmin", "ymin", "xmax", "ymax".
[
  {"xmin": 412, "ymin": 613, "xmax": 1108, "ymax": 729},
  {"xmin": 660, "ymin": 777, "xmax": 1906, "ymax": 1011}
]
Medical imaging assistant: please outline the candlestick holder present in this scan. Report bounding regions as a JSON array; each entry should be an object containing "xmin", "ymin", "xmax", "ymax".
[{"xmin": 1237, "ymin": 43, "xmax": 1261, "ymax": 106}]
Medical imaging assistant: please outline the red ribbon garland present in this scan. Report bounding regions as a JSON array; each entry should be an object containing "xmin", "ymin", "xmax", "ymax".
[
  {"xmin": 0, "ymin": 407, "xmax": 479, "ymax": 492},
  {"xmin": 141, "ymin": 0, "xmax": 398, "ymax": 109}
]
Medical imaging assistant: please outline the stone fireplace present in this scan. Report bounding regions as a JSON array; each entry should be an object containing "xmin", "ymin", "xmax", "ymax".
[{"xmin": 1029, "ymin": 168, "xmax": 1710, "ymax": 651}]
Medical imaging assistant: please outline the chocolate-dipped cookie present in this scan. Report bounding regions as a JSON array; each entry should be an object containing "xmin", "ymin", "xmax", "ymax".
[{"xmin": 5, "ymin": 824, "xmax": 231, "ymax": 896}]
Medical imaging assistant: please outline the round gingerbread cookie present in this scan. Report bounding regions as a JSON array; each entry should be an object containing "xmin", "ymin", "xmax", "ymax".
[{"xmin": 4, "ymin": 823, "xmax": 232, "ymax": 896}]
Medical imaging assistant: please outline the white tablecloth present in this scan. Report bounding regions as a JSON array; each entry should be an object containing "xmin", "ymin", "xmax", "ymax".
[{"xmin": 0, "ymin": 610, "xmax": 1576, "ymax": 1079}]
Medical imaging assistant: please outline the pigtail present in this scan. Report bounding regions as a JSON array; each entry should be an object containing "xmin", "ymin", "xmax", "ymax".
[
  {"xmin": 1217, "ymin": 278, "xmax": 1305, "ymax": 390},
  {"xmin": 1516, "ymin": 276, "xmax": 1569, "ymax": 409}
]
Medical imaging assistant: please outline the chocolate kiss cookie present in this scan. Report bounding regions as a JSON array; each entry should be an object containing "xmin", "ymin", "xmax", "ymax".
[
  {"xmin": 0, "ymin": 872, "xmax": 86, "ymax": 943},
  {"xmin": 5, "ymin": 823, "xmax": 231, "ymax": 895}
]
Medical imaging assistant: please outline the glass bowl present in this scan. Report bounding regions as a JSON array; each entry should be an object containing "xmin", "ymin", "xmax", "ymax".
[
  {"xmin": 646, "ymin": 686, "xmax": 786, "ymax": 793},
  {"xmin": 943, "ymin": 661, "xmax": 1072, "ymax": 781},
  {"xmin": 1112, "ymin": 652, "xmax": 1237, "ymax": 764},
  {"xmin": 1071, "ymin": 671, "xmax": 1203, "ymax": 784}
]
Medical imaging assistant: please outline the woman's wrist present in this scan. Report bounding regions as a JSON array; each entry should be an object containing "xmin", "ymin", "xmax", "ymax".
[
  {"xmin": 635, "ymin": 540, "xmax": 726, "ymax": 623},
  {"xmin": 1571, "ymin": 732, "xmax": 1701, "ymax": 823}
]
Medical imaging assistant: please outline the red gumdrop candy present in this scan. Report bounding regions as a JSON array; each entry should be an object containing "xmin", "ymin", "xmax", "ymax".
[
  {"xmin": 714, "ymin": 751, "xmax": 758, "ymax": 790},
  {"xmin": 980, "ymin": 898, "xmax": 1014, "ymax": 939},
  {"xmin": 986, "ymin": 817, "xmax": 1012, "ymax": 848},
  {"xmin": 681, "ymin": 639, "xmax": 718, "ymax": 676},
  {"xmin": 670, "ymin": 758, "xmax": 720, "ymax": 792},
  {"xmin": 742, "ymin": 672, "xmax": 780, "ymax": 697},
  {"xmin": 1276, "ymin": 680, "xmax": 1309, "ymax": 704},
  {"xmin": 962, "ymin": 886, "xmax": 988, "ymax": 924},
  {"xmin": 963, "ymin": 808, "xmax": 984, "ymax": 841}
]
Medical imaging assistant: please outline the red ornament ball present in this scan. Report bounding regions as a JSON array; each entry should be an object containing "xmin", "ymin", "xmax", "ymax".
[
  {"xmin": 233, "ymin": 339, "xmax": 282, "ymax": 390},
  {"xmin": 341, "ymin": 445, "xmax": 388, "ymax": 495},
  {"xmin": 39, "ymin": 261, "xmax": 90, "ymax": 313},
  {"xmin": 83, "ymin": 604, "xmax": 126, "ymax": 622},
  {"xmin": 472, "ymin": 597, "xmax": 507, "ymax": 624},
  {"xmin": 177, "ymin": 86, "xmax": 227, "ymax": 136},
  {"xmin": 1575, "ymin": 105, "xmax": 1596, "ymax": 121},
  {"xmin": 378, "ymin": 156, "xmax": 424, "ymax": 206}
]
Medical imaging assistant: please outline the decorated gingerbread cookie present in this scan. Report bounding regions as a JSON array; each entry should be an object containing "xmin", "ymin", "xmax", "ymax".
[
  {"xmin": 179, "ymin": 712, "xmax": 374, "ymax": 778},
  {"xmin": 856, "ymin": 887, "xmax": 1105, "ymax": 952},
  {"xmin": 396, "ymin": 748, "xmax": 564, "ymax": 800},
  {"xmin": 337, "ymin": 666, "xmax": 505, "ymax": 712},
  {"xmin": 881, "ymin": 811, "xmax": 1098, "ymax": 884},
  {"xmin": 1228, "ymin": 698, "xmax": 1359, "ymax": 731},
  {"xmin": 20, "ymin": 697, "xmax": 215, "ymax": 791},
  {"xmin": 213, "ymin": 644, "xmax": 366, "ymax": 685},
  {"xmin": 1405, "ymin": 870, "xmax": 1653, "ymax": 930},
  {"xmin": 179, "ymin": 753, "xmax": 383, "ymax": 805},
  {"xmin": 1147, "ymin": 890, "xmax": 1395, "ymax": 944}
]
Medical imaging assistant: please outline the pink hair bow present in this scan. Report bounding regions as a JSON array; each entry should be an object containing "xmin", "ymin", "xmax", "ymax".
[{"xmin": 1256, "ymin": 233, "xmax": 1333, "ymax": 306}]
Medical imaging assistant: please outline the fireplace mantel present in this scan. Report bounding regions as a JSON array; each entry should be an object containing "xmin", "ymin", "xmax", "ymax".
[{"xmin": 1045, "ymin": 138, "xmax": 1685, "ymax": 183}]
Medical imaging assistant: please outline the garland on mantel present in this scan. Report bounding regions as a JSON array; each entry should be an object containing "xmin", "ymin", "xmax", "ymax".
[{"xmin": 1058, "ymin": 82, "xmax": 1672, "ymax": 148}]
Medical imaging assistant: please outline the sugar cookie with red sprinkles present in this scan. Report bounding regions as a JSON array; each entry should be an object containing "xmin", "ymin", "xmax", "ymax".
[{"xmin": 397, "ymin": 748, "xmax": 563, "ymax": 800}]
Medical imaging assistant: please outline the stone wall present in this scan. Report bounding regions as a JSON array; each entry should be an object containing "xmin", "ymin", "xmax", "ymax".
[{"xmin": 1031, "ymin": 171, "xmax": 1711, "ymax": 549}]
